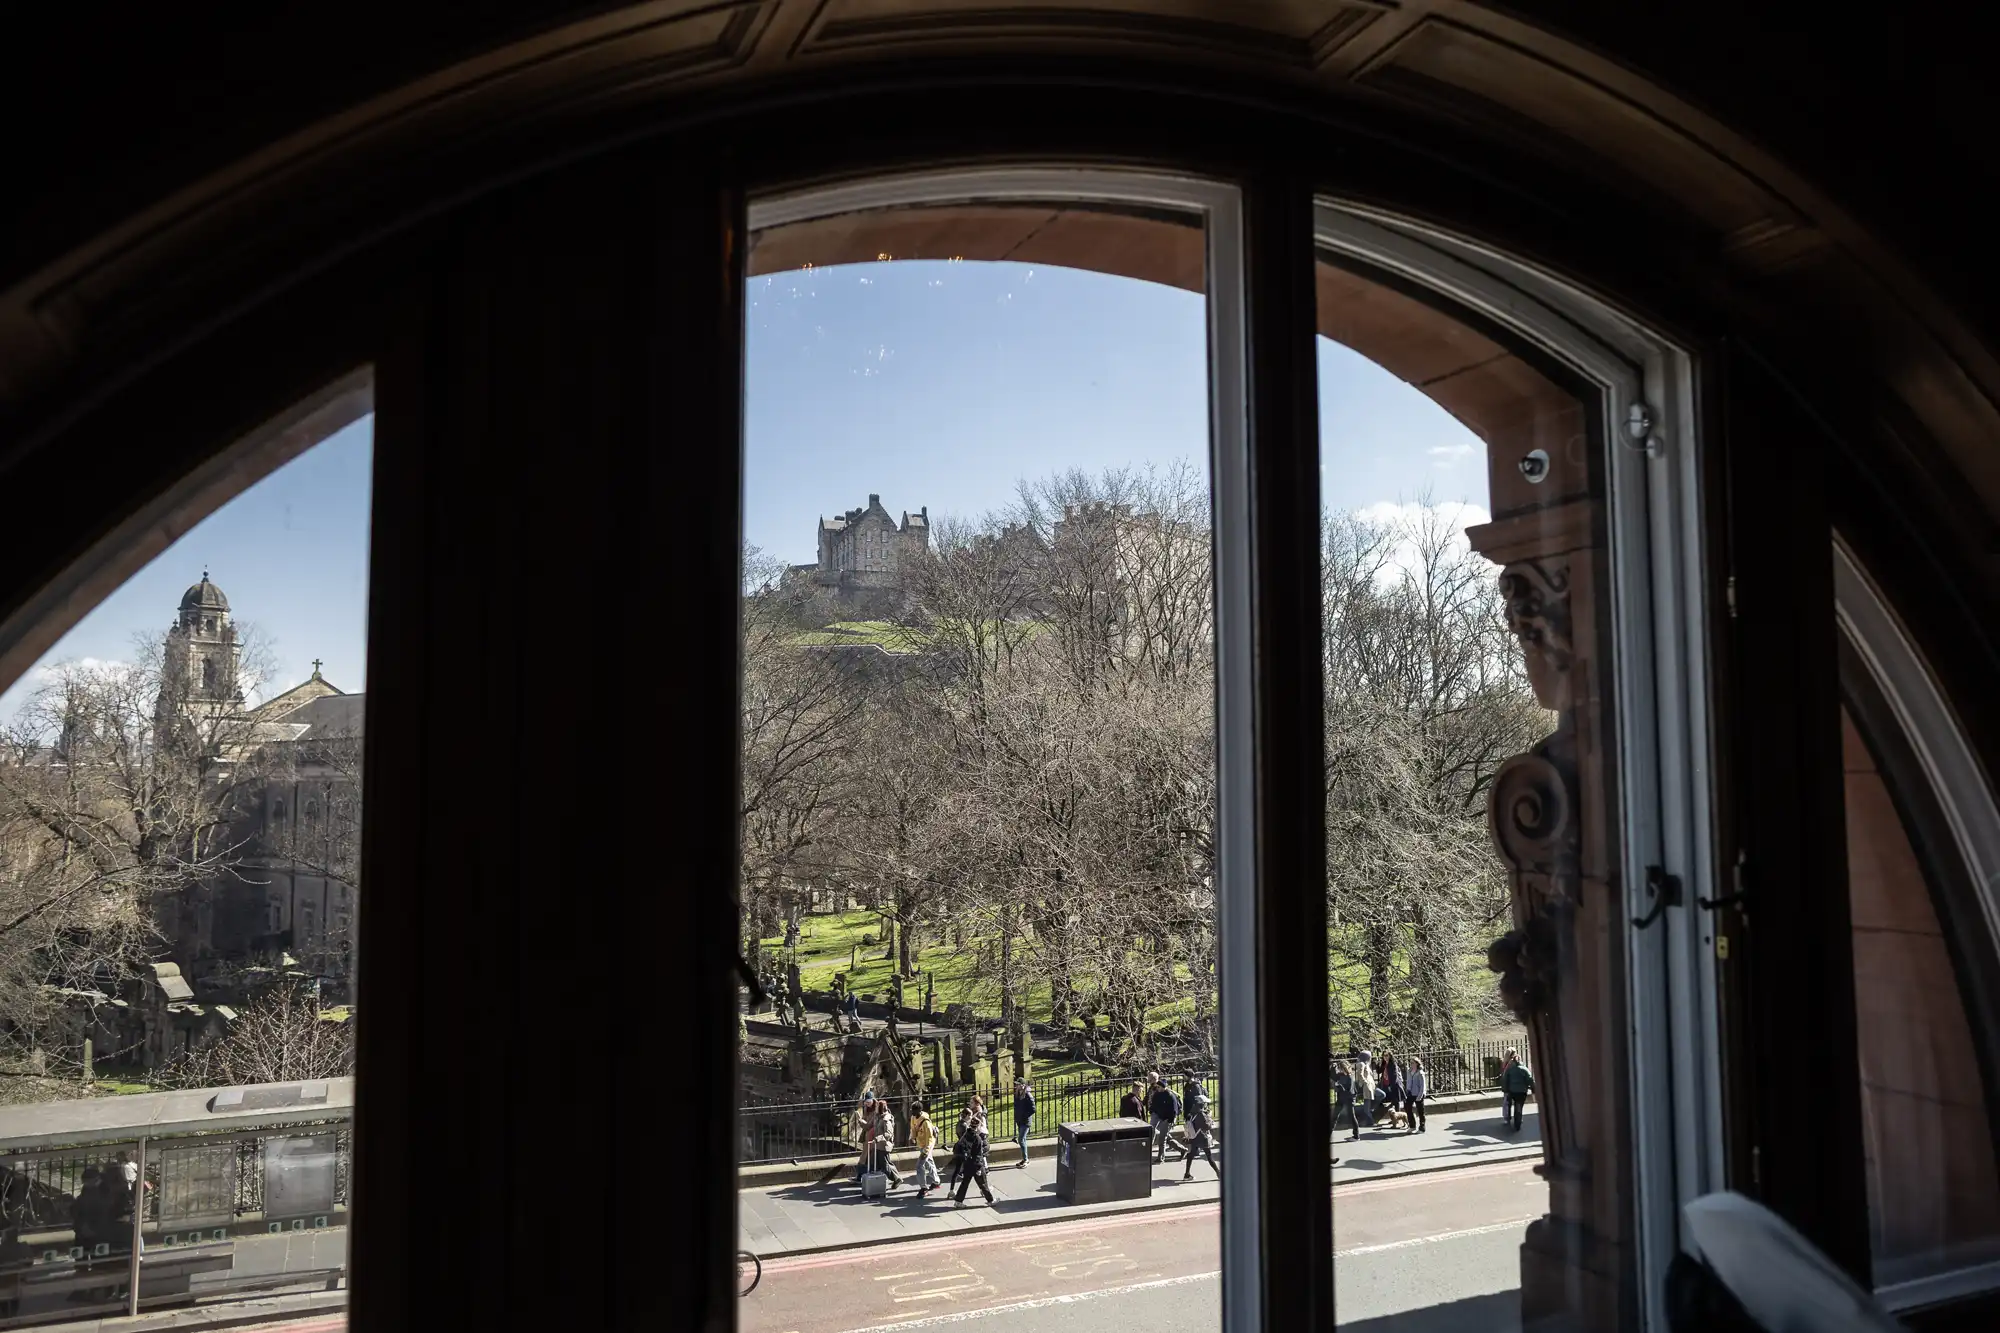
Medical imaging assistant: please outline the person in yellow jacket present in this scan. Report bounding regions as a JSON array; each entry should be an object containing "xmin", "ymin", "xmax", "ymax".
[{"xmin": 910, "ymin": 1102, "xmax": 943, "ymax": 1198}]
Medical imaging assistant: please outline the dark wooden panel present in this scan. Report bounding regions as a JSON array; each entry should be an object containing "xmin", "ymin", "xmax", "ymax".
[
  {"xmin": 1241, "ymin": 170, "xmax": 1332, "ymax": 1328},
  {"xmin": 351, "ymin": 142, "xmax": 741, "ymax": 1330},
  {"xmin": 1709, "ymin": 343, "xmax": 1871, "ymax": 1279}
]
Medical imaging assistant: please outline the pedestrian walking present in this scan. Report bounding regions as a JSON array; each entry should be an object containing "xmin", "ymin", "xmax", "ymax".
[
  {"xmin": 851, "ymin": 1090, "xmax": 879, "ymax": 1184},
  {"xmin": 112, "ymin": 1149, "xmax": 148, "ymax": 1258},
  {"xmin": 1379, "ymin": 1053, "xmax": 1405, "ymax": 1130},
  {"xmin": 1333, "ymin": 1061, "xmax": 1359, "ymax": 1141},
  {"xmin": 1501, "ymin": 1048, "xmax": 1535, "ymax": 1131},
  {"xmin": 1119, "ymin": 1081, "xmax": 1147, "ymax": 1120},
  {"xmin": 873, "ymin": 1100, "xmax": 903, "ymax": 1187},
  {"xmin": 1147, "ymin": 1074, "xmax": 1184, "ymax": 1162},
  {"xmin": 843, "ymin": 989, "xmax": 861, "ymax": 1033},
  {"xmin": 1354, "ymin": 1059, "xmax": 1378, "ymax": 1128},
  {"xmin": 946, "ymin": 1109, "xmax": 971, "ymax": 1191},
  {"xmin": 1012, "ymin": 1078, "xmax": 1036, "ymax": 1168},
  {"xmin": 952, "ymin": 1114, "xmax": 995, "ymax": 1207},
  {"xmin": 910, "ymin": 1102, "xmax": 942, "ymax": 1198},
  {"xmin": 1181, "ymin": 1093, "xmax": 1220, "ymax": 1180},
  {"xmin": 1405, "ymin": 1057, "xmax": 1428, "ymax": 1133}
]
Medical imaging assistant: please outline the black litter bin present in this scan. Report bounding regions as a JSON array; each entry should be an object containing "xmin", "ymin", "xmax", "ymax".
[{"xmin": 1056, "ymin": 1118, "xmax": 1154, "ymax": 1205}]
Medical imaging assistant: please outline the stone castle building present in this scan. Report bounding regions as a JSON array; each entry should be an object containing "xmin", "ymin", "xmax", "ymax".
[
  {"xmin": 775, "ymin": 494, "xmax": 1205, "ymax": 644},
  {"xmin": 786, "ymin": 493, "xmax": 929, "ymax": 616}
]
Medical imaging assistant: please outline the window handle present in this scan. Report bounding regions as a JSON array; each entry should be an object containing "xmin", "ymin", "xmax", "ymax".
[
  {"xmin": 1631, "ymin": 865, "xmax": 1682, "ymax": 929},
  {"xmin": 1698, "ymin": 852, "xmax": 1751, "ymax": 913}
]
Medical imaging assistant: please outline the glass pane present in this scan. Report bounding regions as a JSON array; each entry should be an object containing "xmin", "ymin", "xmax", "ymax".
[
  {"xmin": 1316, "ymin": 247, "xmax": 1616, "ymax": 1329},
  {"xmin": 0, "ymin": 400, "xmax": 368, "ymax": 1325},
  {"xmin": 736, "ymin": 192, "xmax": 1224, "ymax": 1332},
  {"xmin": 1841, "ymin": 703, "xmax": 2000, "ymax": 1289}
]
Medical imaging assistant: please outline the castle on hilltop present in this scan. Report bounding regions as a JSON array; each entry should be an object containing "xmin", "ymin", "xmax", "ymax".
[
  {"xmin": 785, "ymin": 493, "xmax": 930, "ymax": 617},
  {"xmin": 778, "ymin": 493, "xmax": 1195, "ymax": 639}
]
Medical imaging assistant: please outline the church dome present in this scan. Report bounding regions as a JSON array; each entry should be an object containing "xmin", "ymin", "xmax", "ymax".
[{"xmin": 179, "ymin": 573, "xmax": 229, "ymax": 612}]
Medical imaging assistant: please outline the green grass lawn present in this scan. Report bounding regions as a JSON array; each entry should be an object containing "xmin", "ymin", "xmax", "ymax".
[
  {"xmin": 788, "ymin": 618, "xmax": 1052, "ymax": 655},
  {"xmin": 790, "ymin": 620, "xmax": 926, "ymax": 652},
  {"xmin": 762, "ymin": 907, "xmax": 1500, "ymax": 1049}
]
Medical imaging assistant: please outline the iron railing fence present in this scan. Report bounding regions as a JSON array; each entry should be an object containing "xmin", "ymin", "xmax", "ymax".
[
  {"xmin": 1341, "ymin": 1038, "xmax": 1522, "ymax": 1098},
  {"xmin": 737, "ymin": 1035, "xmax": 1523, "ymax": 1164},
  {"xmin": 739, "ymin": 1068, "xmax": 1223, "ymax": 1165},
  {"xmin": 2, "ymin": 1121, "xmax": 352, "ymax": 1241}
]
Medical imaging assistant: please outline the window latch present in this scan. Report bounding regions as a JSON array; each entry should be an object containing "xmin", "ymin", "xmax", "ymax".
[
  {"xmin": 1697, "ymin": 851, "xmax": 1751, "ymax": 913},
  {"xmin": 1631, "ymin": 864, "xmax": 1682, "ymax": 929}
]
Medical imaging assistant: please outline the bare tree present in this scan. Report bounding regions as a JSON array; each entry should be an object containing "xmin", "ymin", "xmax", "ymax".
[
  {"xmin": 0, "ymin": 628, "xmax": 289, "ymax": 1067},
  {"xmin": 886, "ymin": 467, "xmax": 1219, "ymax": 1066},
  {"xmin": 739, "ymin": 546, "xmax": 871, "ymax": 959},
  {"xmin": 160, "ymin": 980, "xmax": 352, "ymax": 1087},
  {"xmin": 1322, "ymin": 502, "xmax": 1548, "ymax": 1049}
]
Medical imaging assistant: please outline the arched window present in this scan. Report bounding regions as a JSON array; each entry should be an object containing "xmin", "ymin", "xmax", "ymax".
[{"xmin": 201, "ymin": 657, "xmax": 216, "ymax": 691}]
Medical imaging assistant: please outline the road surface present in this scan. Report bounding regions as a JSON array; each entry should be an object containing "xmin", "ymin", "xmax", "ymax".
[{"xmin": 741, "ymin": 1158, "xmax": 1540, "ymax": 1332}]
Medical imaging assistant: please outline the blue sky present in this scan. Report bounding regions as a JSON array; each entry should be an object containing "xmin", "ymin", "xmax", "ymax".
[
  {"xmin": 744, "ymin": 259, "xmax": 1486, "ymax": 567},
  {"xmin": 0, "ymin": 258, "xmax": 1487, "ymax": 725},
  {"xmin": 0, "ymin": 418, "xmax": 376, "ymax": 725}
]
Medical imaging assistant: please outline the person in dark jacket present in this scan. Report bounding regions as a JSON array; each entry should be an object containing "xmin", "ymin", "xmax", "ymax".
[
  {"xmin": 1501, "ymin": 1048, "xmax": 1536, "ymax": 1131},
  {"xmin": 946, "ymin": 1110, "xmax": 971, "ymax": 1191},
  {"xmin": 1181, "ymin": 1094, "xmax": 1220, "ymax": 1181},
  {"xmin": 1011, "ymin": 1079, "xmax": 1035, "ymax": 1168},
  {"xmin": 951, "ymin": 1116, "xmax": 995, "ymax": 1207},
  {"xmin": 1378, "ymin": 1054, "xmax": 1405, "ymax": 1129},
  {"xmin": 71, "ymin": 1167, "xmax": 121, "ymax": 1300},
  {"xmin": 1333, "ymin": 1061, "xmax": 1359, "ymax": 1142},
  {"xmin": 1147, "ymin": 1077, "xmax": 1184, "ymax": 1163},
  {"xmin": 72, "ymin": 1168, "xmax": 110, "ymax": 1257},
  {"xmin": 1119, "ymin": 1082, "xmax": 1146, "ymax": 1120}
]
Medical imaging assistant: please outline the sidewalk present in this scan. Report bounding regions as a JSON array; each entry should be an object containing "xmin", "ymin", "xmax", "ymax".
[{"xmin": 739, "ymin": 1101, "xmax": 1541, "ymax": 1258}]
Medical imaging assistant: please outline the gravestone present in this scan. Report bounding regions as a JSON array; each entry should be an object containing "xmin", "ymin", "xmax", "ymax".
[
  {"xmin": 934, "ymin": 1037, "xmax": 953, "ymax": 1086},
  {"xmin": 959, "ymin": 1027, "xmax": 979, "ymax": 1086}
]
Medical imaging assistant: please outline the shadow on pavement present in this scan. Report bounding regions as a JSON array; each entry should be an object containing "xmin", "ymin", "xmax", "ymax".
[{"xmin": 1338, "ymin": 1290, "xmax": 1520, "ymax": 1333}]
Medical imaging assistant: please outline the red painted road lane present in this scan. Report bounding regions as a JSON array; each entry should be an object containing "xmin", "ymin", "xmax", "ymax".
[{"xmin": 742, "ymin": 1160, "xmax": 1544, "ymax": 1333}]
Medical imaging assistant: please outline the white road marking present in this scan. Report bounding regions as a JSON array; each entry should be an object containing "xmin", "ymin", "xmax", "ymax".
[{"xmin": 1336, "ymin": 1217, "xmax": 1537, "ymax": 1258}]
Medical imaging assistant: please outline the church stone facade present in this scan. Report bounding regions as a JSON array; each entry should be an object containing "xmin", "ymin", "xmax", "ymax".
[
  {"xmin": 149, "ymin": 574, "xmax": 363, "ymax": 997},
  {"xmin": 157, "ymin": 572, "xmax": 244, "ymax": 729}
]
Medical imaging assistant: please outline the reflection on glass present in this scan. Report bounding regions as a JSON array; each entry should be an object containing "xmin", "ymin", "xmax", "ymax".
[
  {"xmin": 735, "ymin": 198, "xmax": 1223, "ymax": 1332},
  {"xmin": 0, "ymin": 410, "xmax": 370, "ymax": 1325},
  {"xmin": 1841, "ymin": 704, "xmax": 2000, "ymax": 1291},
  {"xmin": 1317, "ymin": 249, "xmax": 1616, "ymax": 1329}
]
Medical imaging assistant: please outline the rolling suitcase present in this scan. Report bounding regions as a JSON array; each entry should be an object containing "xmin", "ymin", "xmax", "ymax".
[{"xmin": 862, "ymin": 1171, "xmax": 888, "ymax": 1200}]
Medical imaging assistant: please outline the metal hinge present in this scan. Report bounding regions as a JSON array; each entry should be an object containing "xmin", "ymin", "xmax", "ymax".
[{"xmin": 1624, "ymin": 402, "xmax": 1663, "ymax": 459}]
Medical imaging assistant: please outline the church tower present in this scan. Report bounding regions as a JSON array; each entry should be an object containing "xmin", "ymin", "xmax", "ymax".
[{"xmin": 160, "ymin": 571, "xmax": 243, "ymax": 722}]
